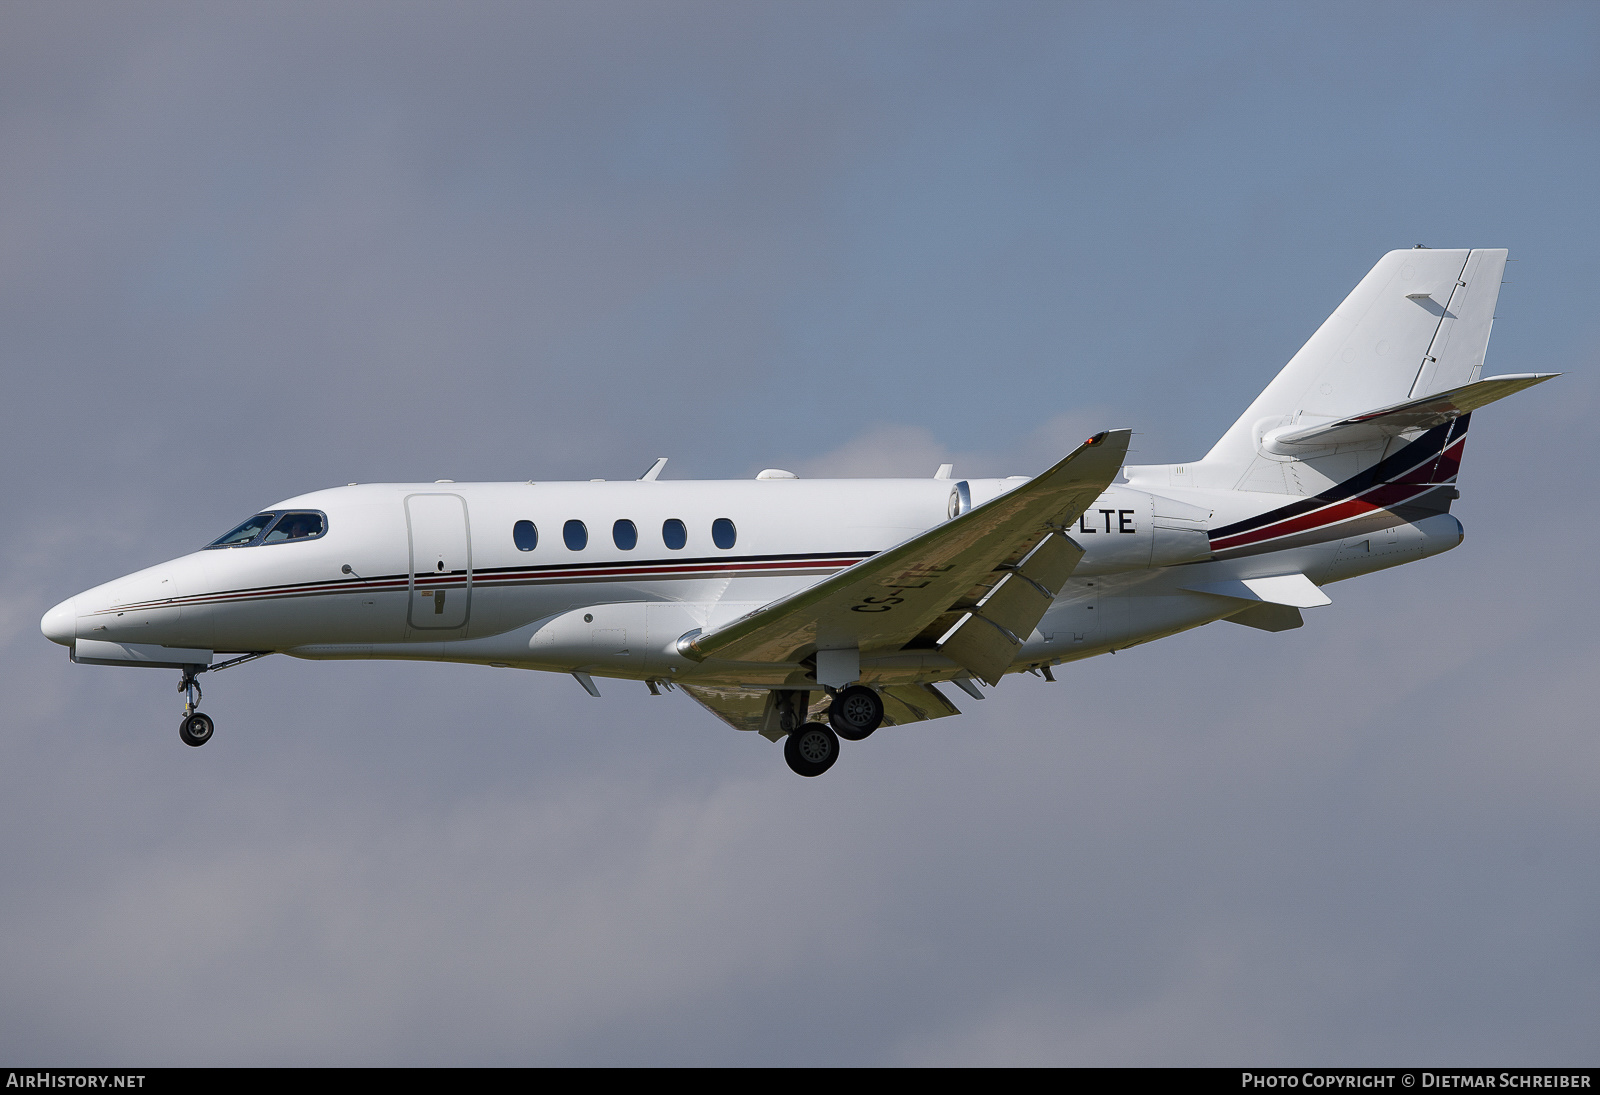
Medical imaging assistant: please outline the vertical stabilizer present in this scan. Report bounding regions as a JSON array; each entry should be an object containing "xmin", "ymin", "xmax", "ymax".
[{"xmin": 1156, "ymin": 248, "xmax": 1506, "ymax": 496}]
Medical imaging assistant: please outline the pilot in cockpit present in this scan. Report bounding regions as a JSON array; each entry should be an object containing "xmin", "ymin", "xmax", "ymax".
[{"xmin": 278, "ymin": 515, "xmax": 317, "ymax": 540}]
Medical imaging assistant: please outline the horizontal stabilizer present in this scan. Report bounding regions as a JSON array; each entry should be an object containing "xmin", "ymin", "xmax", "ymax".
[
  {"xmin": 1264, "ymin": 373, "xmax": 1557, "ymax": 452},
  {"xmin": 1183, "ymin": 572, "xmax": 1330, "ymax": 608},
  {"xmin": 1223, "ymin": 603, "xmax": 1305, "ymax": 632}
]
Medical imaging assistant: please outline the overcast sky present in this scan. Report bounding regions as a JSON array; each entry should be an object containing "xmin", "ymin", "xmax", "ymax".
[{"xmin": 3, "ymin": 0, "xmax": 1597, "ymax": 1065}]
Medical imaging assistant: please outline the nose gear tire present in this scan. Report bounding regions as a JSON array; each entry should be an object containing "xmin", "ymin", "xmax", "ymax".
[{"xmin": 180, "ymin": 712, "xmax": 214, "ymax": 747}]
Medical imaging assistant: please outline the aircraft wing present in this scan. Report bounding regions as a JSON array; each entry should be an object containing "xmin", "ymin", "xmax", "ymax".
[
  {"xmin": 1267, "ymin": 373, "xmax": 1557, "ymax": 450},
  {"xmin": 680, "ymin": 683, "xmax": 830, "ymax": 738},
  {"xmin": 683, "ymin": 429, "xmax": 1131, "ymax": 684},
  {"xmin": 682, "ymin": 681, "xmax": 963, "ymax": 740},
  {"xmin": 879, "ymin": 682, "xmax": 963, "ymax": 724}
]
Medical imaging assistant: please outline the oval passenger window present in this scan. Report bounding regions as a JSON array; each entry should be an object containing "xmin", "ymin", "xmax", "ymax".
[
  {"xmin": 712, "ymin": 518, "xmax": 736, "ymax": 550},
  {"xmin": 564, "ymin": 520, "xmax": 588, "ymax": 551},
  {"xmin": 662, "ymin": 519, "xmax": 687, "ymax": 550},
  {"xmin": 513, "ymin": 520, "xmax": 538, "ymax": 551},
  {"xmin": 613, "ymin": 519, "xmax": 637, "ymax": 550}
]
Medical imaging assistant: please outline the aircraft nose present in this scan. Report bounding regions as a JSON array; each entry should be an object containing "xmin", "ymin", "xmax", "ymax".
[{"xmin": 41, "ymin": 597, "xmax": 77, "ymax": 647}]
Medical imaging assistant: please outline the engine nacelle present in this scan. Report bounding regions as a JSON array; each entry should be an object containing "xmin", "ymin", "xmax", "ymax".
[{"xmin": 1071, "ymin": 487, "xmax": 1213, "ymax": 574}]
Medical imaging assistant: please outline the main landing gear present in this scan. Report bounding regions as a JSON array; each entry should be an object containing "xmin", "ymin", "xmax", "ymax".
[
  {"xmin": 828, "ymin": 684, "xmax": 884, "ymax": 741},
  {"xmin": 785, "ymin": 722, "xmax": 840, "ymax": 777},
  {"xmin": 781, "ymin": 685, "xmax": 887, "ymax": 777}
]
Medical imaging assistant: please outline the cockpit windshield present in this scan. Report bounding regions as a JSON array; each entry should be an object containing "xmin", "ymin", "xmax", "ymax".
[
  {"xmin": 262, "ymin": 512, "xmax": 325, "ymax": 543},
  {"xmin": 206, "ymin": 510, "xmax": 327, "ymax": 548},
  {"xmin": 209, "ymin": 514, "xmax": 276, "ymax": 548}
]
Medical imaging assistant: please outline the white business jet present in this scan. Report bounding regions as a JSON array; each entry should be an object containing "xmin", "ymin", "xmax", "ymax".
[{"xmin": 42, "ymin": 248, "xmax": 1554, "ymax": 776}]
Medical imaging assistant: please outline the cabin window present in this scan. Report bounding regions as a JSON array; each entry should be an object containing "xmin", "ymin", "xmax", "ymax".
[
  {"xmin": 262, "ymin": 512, "xmax": 326, "ymax": 543},
  {"xmin": 513, "ymin": 520, "xmax": 538, "ymax": 551},
  {"xmin": 712, "ymin": 518, "xmax": 737, "ymax": 550},
  {"xmin": 564, "ymin": 520, "xmax": 588, "ymax": 551},
  {"xmin": 208, "ymin": 513, "xmax": 276, "ymax": 548},
  {"xmin": 663, "ymin": 519, "xmax": 687, "ymax": 550},
  {"xmin": 613, "ymin": 519, "xmax": 638, "ymax": 550}
]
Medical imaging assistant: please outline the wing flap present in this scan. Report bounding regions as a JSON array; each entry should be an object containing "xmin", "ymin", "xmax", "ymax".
[
  {"xmin": 880, "ymin": 682, "xmax": 962, "ymax": 725},
  {"xmin": 1013, "ymin": 529, "xmax": 1086, "ymax": 589},
  {"xmin": 975, "ymin": 572, "xmax": 1053, "ymax": 636},
  {"xmin": 938, "ymin": 613, "xmax": 1023, "ymax": 686},
  {"xmin": 680, "ymin": 683, "xmax": 770, "ymax": 733},
  {"xmin": 685, "ymin": 429, "xmax": 1131, "ymax": 667},
  {"xmin": 681, "ymin": 683, "xmax": 828, "ymax": 739},
  {"xmin": 685, "ymin": 680, "xmax": 959, "ymax": 734},
  {"xmin": 935, "ymin": 531, "xmax": 1086, "ymax": 685}
]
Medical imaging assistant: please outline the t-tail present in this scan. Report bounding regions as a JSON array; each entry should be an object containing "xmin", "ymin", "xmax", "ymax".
[{"xmin": 1124, "ymin": 247, "xmax": 1556, "ymax": 557}]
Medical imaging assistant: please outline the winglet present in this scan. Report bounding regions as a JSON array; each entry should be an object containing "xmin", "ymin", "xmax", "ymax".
[{"xmin": 638, "ymin": 458, "xmax": 669, "ymax": 481}]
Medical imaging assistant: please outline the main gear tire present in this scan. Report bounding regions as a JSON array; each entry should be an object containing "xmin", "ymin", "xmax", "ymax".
[
  {"xmin": 828, "ymin": 685, "xmax": 884, "ymax": 741},
  {"xmin": 784, "ymin": 721, "xmax": 839, "ymax": 777}
]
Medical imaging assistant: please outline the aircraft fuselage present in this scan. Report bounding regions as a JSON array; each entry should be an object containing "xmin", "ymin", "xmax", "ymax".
[{"xmin": 42, "ymin": 474, "xmax": 1462, "ymax": 691}]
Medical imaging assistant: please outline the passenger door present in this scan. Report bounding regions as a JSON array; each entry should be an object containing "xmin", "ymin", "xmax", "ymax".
[{"xmin": 406, "ymin": 493, "xmax": 471, "ymax": 630}]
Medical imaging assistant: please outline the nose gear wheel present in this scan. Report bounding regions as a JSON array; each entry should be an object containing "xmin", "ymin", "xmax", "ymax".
[
  {"xmin": 166, "ymin": 654, "xmax": 269, "ymax": 748},
  {"xmin": 180, "ymin": 712, "xmax": 214, "ymax": 747},
  {"xmin": 176, "ymin": 668, "xmax": 214, "ymax": 746}
]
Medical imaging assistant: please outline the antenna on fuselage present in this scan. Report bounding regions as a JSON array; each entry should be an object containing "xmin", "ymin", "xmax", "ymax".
[{"xmin": 638, "ymin": 457, "xmax": 668, "ymax": 481}]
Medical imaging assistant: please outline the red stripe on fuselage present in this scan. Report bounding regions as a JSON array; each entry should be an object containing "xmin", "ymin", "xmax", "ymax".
[
  {"xmin": 1209, "ymin": 436, "xmax": 1465, "ymax": 552},
  {"xmin": 93, "ymin": 556, "xmax": 868, "ymax": 613}
]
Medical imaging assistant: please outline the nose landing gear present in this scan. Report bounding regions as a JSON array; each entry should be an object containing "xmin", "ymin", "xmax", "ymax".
[
  {"xmin": 177, "ymin": 666, "xmax": 212, "ymax": 747},
  {"xmin": 170, "ymin": 652, "xmax": 269, "ymax": 748},
  {"xmin": 180, "ymin": 711, "xmax": 215, "ymax": 747}
]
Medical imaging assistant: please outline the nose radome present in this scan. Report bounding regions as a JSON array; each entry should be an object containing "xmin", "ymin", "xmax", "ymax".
[{"xmin": 41, "ymin": 597, "xmax": 77, "ymax": 647}]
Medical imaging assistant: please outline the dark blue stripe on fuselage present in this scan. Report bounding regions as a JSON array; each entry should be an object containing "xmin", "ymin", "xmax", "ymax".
[{"xmin": 1208, "ymin": 415, "xmax": 1469, "ymax": 541}]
